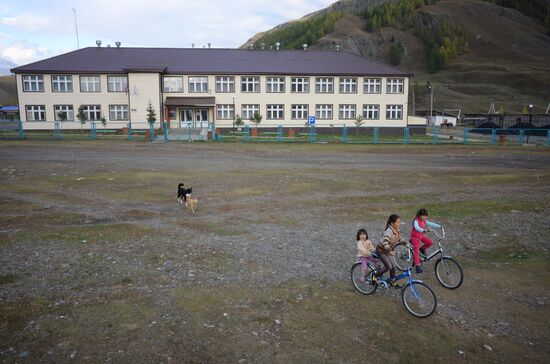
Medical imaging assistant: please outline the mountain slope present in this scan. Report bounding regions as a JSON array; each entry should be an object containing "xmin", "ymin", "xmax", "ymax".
[{"xmin": 242, "ymin": 0, "xmax": 550, "ymax": 114}]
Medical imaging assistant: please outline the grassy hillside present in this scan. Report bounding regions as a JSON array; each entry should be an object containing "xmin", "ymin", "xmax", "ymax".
[
  {"xmin": 243, "ymin": 0, "xmax": 550, "ymax": 114},
  {"xmin": 0, "ymin": 76, "xmax": 17, "ymax": 106}
]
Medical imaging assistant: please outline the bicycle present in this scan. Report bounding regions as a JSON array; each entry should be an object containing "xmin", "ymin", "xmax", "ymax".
[
  {"xmin": 350, "ymin": 252, "xmax": 437, "ymax": 318},
  {"xmin": 394, "ymin": 226, "xmax": 463, "ymax": 289}
]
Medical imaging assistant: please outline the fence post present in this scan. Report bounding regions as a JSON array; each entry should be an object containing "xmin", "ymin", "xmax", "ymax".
[
  {"xmin": 374, "ymin": 127, "xmax": 379, "ymax": 144},
  {"xmin": 404, "ymin": 127, "xmax": 409, "ymax": 145},
  {"xmin": 463, "ymin": 128, "xmax": 468, "ymax": 145},
  {"xmin": 433, "ymin": 126, "xmax": 438, "ymax": 145},
  {"xmin": 547, "ymin": 129, "xmax": 550, "ymax": 146},
  {"xmin": 163, "ymin": 122, "xmax": 168, "ymax": 143},
  {"xmin": 491, "ymin": 129, "xmax": 496, "ymax": 145},
  {"xmin": 519, "ymin": 129, "xmax": 525, "ymax": 145},
  {"xmin": 342, "ymin": 125, "xmax": 348, "ymax": 143},
  {"xmin": 91, "ymin": 121, "xmax": 97, "ymax": 141},
  {"xmin": 278, "ymin": 125, "xmax": 283, "ymax": 143},
  {"xmin": 127, "ymin": 122, "xmax": 132, "ymax": 140},
  {"xmin": 244, "ymin": 125, "xmax": 250, "ymax": 142},
  {"xmin": 210, "ymin": 123, "xmax": 215, "ymax": 141},
  {"xmin": 18, "ymin": 120, "xmax": 25, "ymax": 140},
  {"xmin": 149, "ymin": 122, "xmax": 155, "ymax": 142},
  {"xmin": 54, "ymin": 121, "xmax": 61, "ymax": 141},
  {"xmin": 310, "ymin": 124, "xmax": 316, "ymax": 144}
]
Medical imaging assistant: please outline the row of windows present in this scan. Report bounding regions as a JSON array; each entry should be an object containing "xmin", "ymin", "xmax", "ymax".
[
  {"xmin": 216, "ymin": 104, "xmax": 403, "ymax": 120},
  {"xmin": 164, "ymin": 76, "xmax": 404, "ymax": 94},
  {"xmin": 22, "ymin": 74, "xmax": 405, "ymax": 94},
  {"xmin": 25, "ymin": 105, "xmax": 129, "ymax": 121},
  {"xmin": 22, "ymin": 75, "xmax": 128, "ymax": 93}
]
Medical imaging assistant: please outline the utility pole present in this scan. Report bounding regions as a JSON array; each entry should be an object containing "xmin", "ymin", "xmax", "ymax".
[
  {"xmin": 72, "ymin": 8, "xmax": 80, "ymax": 49},
  {"xmin": 429, "ymin": 84, "xmax": 434, "ymax": 126}
]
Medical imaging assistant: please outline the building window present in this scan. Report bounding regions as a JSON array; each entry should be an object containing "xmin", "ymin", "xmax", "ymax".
[
  {"xmin": 316, "ymin": 104, "xmax": 333, "ymax": 120},
  {"xmin": 52, "ymin": 75, "xmax": 72, "ymax": 92},
  {"xmin": 339, "ymin": 104, "xmax": 356, "ymax": 119},
  {"xmin": 315, "ymin": 77, "xmax": 333, "ymax": 93},
  {"xmin": 387, "ymin": 78, "xmax": 404, "ymax": 94},
  {"xmin": 215, "ymin": 76, "xmax": 235, "ymax": 93},
  {"xmin": 364, "ymin": 78, "xmax": 381, "ymax": 94},
  {"xmin": 363, "ymin": 104, "xmax": 379, "ymax": 119},
  {"xmin": 168, "ymin": 109, "xmax": 177, "ymax": 120},
  {"xmin": 83, "ymin": 105, "xmax": 101, "ymax": 120},
  {"xmin": 109, "ymin": 105, "xmax": 129, "ymax": 120},
  {"xmin": 266, "ymin": 77, "xmax": 285, "ymax": 93},
  {"xmin": 241, "ymin": 76, "xmax": 260, "ymax": 92},
  {"xmin": 386, "ymin": 105, "xmax": 403, "ymax": 119},
  {"xmin": 80, "ymin": 76, "xmax": 101, "ymax": 92},
  {"xmin": 339, "ymin": 78, "xmax": 357, "ymax": 93},
  {"xmin": 54, "ymin": 105, "xmax": 74, "ymax": 121},
  {"xmin": 266, "ymin": 104, "xmax": 284, "ymax": 120},
  {"xmin": 22, "ymin": 75, "xmax": 44, "ymax": 92},
  {"xmin": 189, "ymin": 76, "xmax": 208, "ymax": 93},
  {"xmin": 242, "ymin": 104, "xmax": 260, "ymax": 119},
  {"xmin": 216, "ymin": 104, "xmax": 234, "ymax": 119},
  {"xmin": 26, "ymin": 105, "xmax": 46, "ymax": 121},
  {"xmin": 291, "ymin": 77, "xmax": 309, "ymax": 93},
  {"xmin": 108, "ymin": 76, "xmax": 128, "ymax": 92},
  {"xmin": 163, "ymin": 76, "xmax": 183, "ymax": 93},
  {"xmin": 291, "ymin": 104, "xmax": 308, "ymax": 119}
]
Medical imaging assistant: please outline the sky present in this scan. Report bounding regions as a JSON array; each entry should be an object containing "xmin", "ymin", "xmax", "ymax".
[{"xmin": 0, "ymin": 0, "xmax": 335, "ymax": 72}]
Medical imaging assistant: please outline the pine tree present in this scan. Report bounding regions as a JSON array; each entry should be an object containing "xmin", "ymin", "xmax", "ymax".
[{"xmin": 146, "ymin": 101, "xmax": 157, "ymax": 127}]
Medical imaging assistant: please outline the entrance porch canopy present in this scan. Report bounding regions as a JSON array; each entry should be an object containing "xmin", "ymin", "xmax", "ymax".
[{"xmin": 165, "ymin": 97, "xmax": 215, "ymax": 107}]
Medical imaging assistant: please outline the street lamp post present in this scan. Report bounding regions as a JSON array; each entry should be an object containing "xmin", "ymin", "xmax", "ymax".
[
  {"xmin": 232, "ymin": 97, "xmax": 235, "ymax": 143},
  {"xmin": 429, "ymin": 84, "xmax": 434, "ymax": 126},
  {"xmin": 527, "ymin": 103, "xmax": 533, "ymax": 144}
]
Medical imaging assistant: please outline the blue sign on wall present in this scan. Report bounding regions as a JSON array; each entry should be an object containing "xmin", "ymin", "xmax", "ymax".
[{"xmin": 308, "ymin": 116, "xmax": 316, "ymax": 125}]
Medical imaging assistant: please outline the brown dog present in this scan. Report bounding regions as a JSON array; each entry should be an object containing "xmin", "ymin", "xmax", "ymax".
[{"xmin": 185, "ymin": 193, "xmax": 198, "ymax": 213}]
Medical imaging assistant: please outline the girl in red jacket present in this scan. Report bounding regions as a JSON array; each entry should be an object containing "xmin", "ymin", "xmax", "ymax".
[{"xmin": 410, "ymin": 208, "xmax": 441, "ymax": 273}]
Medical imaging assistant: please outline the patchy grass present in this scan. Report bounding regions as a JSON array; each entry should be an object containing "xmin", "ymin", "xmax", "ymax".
[{"xmin": 0, "ymin": 273, "xmax": 18, "ymax": 285}]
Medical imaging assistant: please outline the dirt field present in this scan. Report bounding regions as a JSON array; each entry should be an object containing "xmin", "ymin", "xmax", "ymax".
[{"xmin": 1, "ymin": 141, "xmax": 549, "ymax": 363}]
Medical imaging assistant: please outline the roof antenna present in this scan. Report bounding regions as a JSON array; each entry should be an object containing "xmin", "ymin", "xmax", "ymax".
[
  {"xmin": 115, "ymin": 41, "xmax": 121, "ymax": 48},
  {"xmin": 96, "ymin": 40, "xmax": 102, "ymax": 47},
  {"xmin": 275, "ymin": 42, "xmax": 280, "ymax": 50},
  {"xmin": 249, "ymin": 43, "xmax": 254, "ymax": 50},
  {"xmin": 336, "ymin": 44, "xmax": 341, "ymax": 52},
  {"xmin": 208, "ymin": 43, "xmax": 211, "ymax": 48},
  {"xmin": 192, "ymin": 43, "xmax": 195, "ymax": 48},
  {"xmin": 72, "ymin": 8, "xmax": 80, "ymax": 49},
  {"xmin": 107, "ymin": 44, "xmax": 111, "ymax": 48},
  {"xmin": 302, "ymin": 43, "xmax": 308, "ymax": 51}
]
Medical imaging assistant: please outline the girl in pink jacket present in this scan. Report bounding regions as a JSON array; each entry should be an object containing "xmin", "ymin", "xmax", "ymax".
[
  {"xmin": 356, "ymin": 228, "xmax": 377, "ymax": 282},
  {"xmin": 410, "ymin": 208, "xmax": 441, "ymax": 273}
]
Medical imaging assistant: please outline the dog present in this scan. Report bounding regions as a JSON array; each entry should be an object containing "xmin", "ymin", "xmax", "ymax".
[
  {"xmin": 177, "ymin": 183, "xmax": 192, "ymax": 204},
  {"xmin": 185, "ymin": 192, "xmax": 198, "ymax": 214}
]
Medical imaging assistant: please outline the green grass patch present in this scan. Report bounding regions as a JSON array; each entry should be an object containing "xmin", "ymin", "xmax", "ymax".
[{"xmin": 0, "ymin": 273, "xmax": 18, "ymax": 285}]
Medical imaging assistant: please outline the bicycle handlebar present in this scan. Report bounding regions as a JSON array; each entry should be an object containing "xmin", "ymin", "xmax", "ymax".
[{"xmin": 432, "ymin": 226, "xmax": 445, "ymax": 239}]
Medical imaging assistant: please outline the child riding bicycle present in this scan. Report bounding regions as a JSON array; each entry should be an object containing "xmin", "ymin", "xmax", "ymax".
[
  {"xmin": 410, "ymin": 208, "xmax": 441, "ymax": 273},
  {"xmin": 356, "ymin": 228, "xmax": 377, "ymax": 283}
]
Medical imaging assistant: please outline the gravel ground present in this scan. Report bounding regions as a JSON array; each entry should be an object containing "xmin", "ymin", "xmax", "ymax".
[{"xmin": 1, "ymin": 141, "xmax": 549, "ymax": 363}]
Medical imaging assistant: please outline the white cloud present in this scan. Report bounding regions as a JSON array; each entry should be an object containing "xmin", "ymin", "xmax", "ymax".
[
  {"xmin": 0, "ymin": 14, "xmax": 55, "ymax": 32},
  {"xmin": 0, "ymin": 41, "xmax": 54, "ymax": 65}
]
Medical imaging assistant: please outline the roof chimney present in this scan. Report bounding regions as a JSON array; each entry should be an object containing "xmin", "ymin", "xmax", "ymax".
[
  {"xmin": 115, "ymin": 41, "xmax": 121, "ymax": 48},
  {"xmin": 96, "ymin": 40, "xmax": 102, "ymax": 47},
  {"xmin": 192, "ymin": 43, "xmax": 195, "ymax": 48},
  {"xmin": 275, "ymin": 42, "xmax": 280, "ymax": 50},
  {"xmin": 336, "ymin": 44, "xmax": 341, "ymax": 52},
  {"xmin": 208, "ymin": 43, "xmax": 211, "ymax": 48},
  {"xmin": 302, "ymin": 43, "xmax": 308, "ymax": 51},
  {"xmin": 107, "ymin": 44, "xmax": 111, "ymax": 48}
]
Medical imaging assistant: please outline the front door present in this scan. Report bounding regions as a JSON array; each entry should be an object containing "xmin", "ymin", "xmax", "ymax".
[
  {"xmin": 180, "ymin": 109, "xmax": 193, "ymax": 128},
  {"xmin": 195, "ymin": 109, "xmax": 209, "ymax": 129}
]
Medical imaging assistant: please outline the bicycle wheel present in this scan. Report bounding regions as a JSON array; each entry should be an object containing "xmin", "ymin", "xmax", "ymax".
[
  {"xmin": 401, "ymin": 281, "xmax": 437, "ymax": 318},
  {"xmin": 351, "ymin": 262, "xmax": 377, "ymax": 295},
  {"xmin": 435, "ymin": 257, "xmax": 463, "ymax": 289},
  {"xmin": 394, "ymin": 243, "xmax": 412, "ymax": 271}
]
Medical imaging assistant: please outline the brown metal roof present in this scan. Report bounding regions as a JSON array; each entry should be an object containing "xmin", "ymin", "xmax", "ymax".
[
  {"xmin": 165, "ymin": 97, "xmax": 216, "ymax": 107},
  {"xmin": 11, "ymin": 47, "xmax": 412, "ymax": 77}
]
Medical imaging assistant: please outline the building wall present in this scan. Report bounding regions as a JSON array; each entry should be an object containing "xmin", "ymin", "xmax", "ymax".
[{"xmin": 16, "ymin": 73, "xmax": 409, "ymax": 129}]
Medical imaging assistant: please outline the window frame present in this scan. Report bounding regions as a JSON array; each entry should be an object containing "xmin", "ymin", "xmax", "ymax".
[
  {"xmin": 339, "ymin": 104, "xmax": 356, "ymax": 120},
  {"xmin": 216, "ymin": 104, "xmax": 235, "ymax": 120},
  {"xmin": 54, "ymin": 105, "xmax": 75, "ymax": 121},
  {"xmin": 51, "ymin": 75, "xmax": 73, "ymax": 93},
  {"xmin": 386, "ymin": 78, "xmax": 404, "ymax": 94},
  {"xmin": 189, "ymin": 76, "xmax": 209, "ymax": 93},
  {"xmin": 386, "ymin": 104, "xmax": 403, "ymax": 120},
  {"xmin": 241, "ymin": 76, "xmax": 260, "ymax": 93},
  {"xmin": 266, "ymin": 104, "xmax": 284, "ymax": 120},
  {"xmin": 79, "ymin": 75, "xmax": 101, "ymax": 92},
  {"xmin": 363, "ymin": 78, "xmax": 382, "ymax": 94},
  {"xmin": 215, "ymin": 76, "xmax": 235, "ymax": 93},
  {"xmin": 339, "ymin": 77, "xmax": 357, "ymax": 94},
  {"xmin": 315, "ymin": 77, "xmax": 334, "ymax": 94},
  {"xmin": 107, "ymin": 75, "xmax": 128, "ymax": 93},
  {"xmin": 25, "ymin": 105, "xmax": 46, "ymax": 121},
  {"xmin": 362, "ymin": 104, "xmax": 380, "ymax": 120},
  {"xmin": 291, "ymin": 104, "xmax": 308, "ymax": 120},
  {"xmin": 315, "ymin": 104, "xmax": 333, "ymax": 120},
  {"xmin": 266, "ymin": 77, "xmax": 285, "ymax": 93},
  {"xmin": 22, "ymin": 75, "xmax": 44, "ymax": 92},
  {"xmin": 82, "ymin": 105, "xmax": 102, "ymax": 121},
  {"xmin": 109, "ymin": 105, "xmax": 129, "ymax": 121},
  {"xmin": 163, "ymin": 76, "xmax": 184, "ymax": 93},
  {"xmin": 291, "ymin": 77, "xmax": 310, "ymax": 93},
  {"xmin": 241, "ymin": 104, "xmax": 260, "ymax": 119}
]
